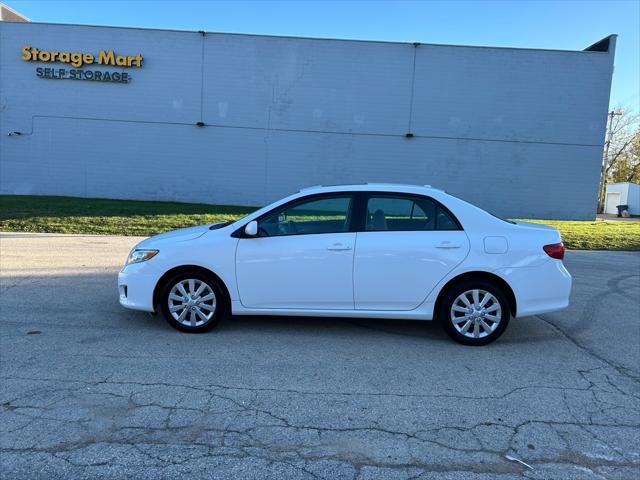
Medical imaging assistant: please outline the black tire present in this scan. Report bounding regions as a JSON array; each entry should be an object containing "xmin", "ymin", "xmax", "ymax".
[
  {"xmin": 159, "ymin": 270, "xmax": 229, "ymax": 333},
  {"xmin": 439, "ymin": 279, "xmax": 510, "ymax": 346}
]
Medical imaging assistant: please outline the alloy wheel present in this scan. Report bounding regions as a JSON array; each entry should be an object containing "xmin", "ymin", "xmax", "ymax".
[
  {"xmin": 450, "ymin": 289, "xmax": 502, "ymax": 339},
  {"xmin": 167, "ymin": 278, "xmax": 217, "ymax": 327}
]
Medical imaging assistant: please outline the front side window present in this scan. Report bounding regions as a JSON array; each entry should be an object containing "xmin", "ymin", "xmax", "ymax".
[
  {"xmin": 365, "ymin": 195, "xmax": 460, "ymax": 231},
  {"xmin": 257, "ymin": 196, "xmax": 352, "ymax": 237}
]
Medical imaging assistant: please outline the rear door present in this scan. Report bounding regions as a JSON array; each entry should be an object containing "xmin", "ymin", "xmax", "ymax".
[{"xmin": 353, "ymin": 193, "xmax": 470, "ymax": 311}]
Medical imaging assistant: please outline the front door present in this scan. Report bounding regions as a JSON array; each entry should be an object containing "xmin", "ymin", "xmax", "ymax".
[
  {"xmin": 235, "ymin": 195, "xmax": 356, "ymax": 309},
  {"xmin": 353, "ymin": 194, "xmax": 470, "ymax": 310}
]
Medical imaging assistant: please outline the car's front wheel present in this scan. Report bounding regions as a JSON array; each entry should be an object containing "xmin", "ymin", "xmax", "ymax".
[
  {"xmin": 159, "ymin": 271, "xmax": 227, "ymax": 333},
  {"xmin": 439, "ymin": 279, "xmax": 510, "ymax": 346}
]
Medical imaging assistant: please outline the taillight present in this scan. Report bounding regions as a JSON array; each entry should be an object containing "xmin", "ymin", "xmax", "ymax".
[{"xmin": 543, "ymin": 243, "xmax": 565, "ymax": 260}]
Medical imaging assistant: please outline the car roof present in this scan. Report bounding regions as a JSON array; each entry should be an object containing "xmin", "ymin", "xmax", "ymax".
[{"xmin": 298, "ymin": 183, "xmax": 443, "ymax": 195}]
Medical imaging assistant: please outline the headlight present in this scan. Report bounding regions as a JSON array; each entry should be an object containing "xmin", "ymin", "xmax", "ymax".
[{"xmin": 126, "ymin": 249, "xmax": 159, "ymax": 265}]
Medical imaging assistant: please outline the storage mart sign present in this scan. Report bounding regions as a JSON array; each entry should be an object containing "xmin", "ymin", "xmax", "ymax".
[{"xmin": 21, "ymin": 45, "xmax": 143, "ymax": 83}]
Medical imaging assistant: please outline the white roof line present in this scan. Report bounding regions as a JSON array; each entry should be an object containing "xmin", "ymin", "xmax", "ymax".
[{"xmin": 298, "ymin": 183, "xmax": 443, "ymax": 192}]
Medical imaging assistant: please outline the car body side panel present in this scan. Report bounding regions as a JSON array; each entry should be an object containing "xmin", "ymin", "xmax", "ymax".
[
  {"xmin": 230, "ymin": 300, "xmax": 437, "ymax": 320},
  {"xmin": 419, "ymin": 258, "xmax": 572, "ymax": 319}
]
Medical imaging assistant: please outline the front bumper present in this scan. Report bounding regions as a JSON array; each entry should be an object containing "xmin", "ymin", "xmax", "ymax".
[{"xmin": 118, "ymin": 264, "xmax": 157, "ymax": 312}]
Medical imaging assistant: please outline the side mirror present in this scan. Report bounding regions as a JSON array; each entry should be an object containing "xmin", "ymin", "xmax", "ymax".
[{"xmin": 244, "ymin": 220, "xmax": 258, "ymax": 237}]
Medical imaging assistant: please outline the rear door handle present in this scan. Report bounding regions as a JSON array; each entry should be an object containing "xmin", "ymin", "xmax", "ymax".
[
  {"xmin": 435, "ymin": 242, "xmax": 461, "ymax": 249},
  {"xmin": 327, "ymin": 243, "xmax": 352, "ymax": 251}
]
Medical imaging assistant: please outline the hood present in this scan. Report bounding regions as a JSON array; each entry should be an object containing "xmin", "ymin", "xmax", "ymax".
[{"xmin": 136, "ymin": 224, "xmax": 211, "ymax": 248}]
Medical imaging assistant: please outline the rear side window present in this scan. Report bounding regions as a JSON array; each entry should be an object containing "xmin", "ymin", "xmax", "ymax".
[
  {"xmin": 365, "ymin": 195, "xmax": 460, "ymax": 232},
  {"xmin": 435, "ymin": 207, "xmax": 460, "ymax": 230}
]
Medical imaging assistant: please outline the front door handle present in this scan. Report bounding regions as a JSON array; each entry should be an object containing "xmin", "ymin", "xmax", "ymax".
[{"xmin": 327, "ymin": 243, "xmax": 352, "ymax": 251}]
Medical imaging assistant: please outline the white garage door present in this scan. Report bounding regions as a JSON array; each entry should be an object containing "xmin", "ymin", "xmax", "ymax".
[{"xmin": 605, "ymin": 192, "xmax": 621, "ymax": 214}]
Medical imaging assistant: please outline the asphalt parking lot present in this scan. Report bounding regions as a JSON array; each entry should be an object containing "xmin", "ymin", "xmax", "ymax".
[{"xmin": 1, "ymin": 233, "xmax": 638, "ymax": 480}]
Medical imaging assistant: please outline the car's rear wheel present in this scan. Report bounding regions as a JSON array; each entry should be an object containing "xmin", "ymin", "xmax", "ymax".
[
  {"xmin": 159, "ymin": 271, "xmax": 227, "ymax": 333},
  {"xmin": 439, "ymin": 279, "xmax": 510, "ymax": 346}
]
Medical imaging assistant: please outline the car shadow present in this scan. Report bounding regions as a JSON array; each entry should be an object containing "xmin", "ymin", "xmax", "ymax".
[
  {"xmin": 238, "ymin": 314, "xmax": 565, "ymax": 345},
  {"xmin": 222, "ymin": 314, "xmax": 450, "ymax": 342}
]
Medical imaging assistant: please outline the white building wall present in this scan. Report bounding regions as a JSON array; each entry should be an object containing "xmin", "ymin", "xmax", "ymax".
[
  {"xmin": 629, "ymin": 183, "xmax": 640, "ymax": 214},
  {"xmin": 0, "ymin": 22, "xmax": 616, "ymax": 219},
  {"xmin": 606, "ymin": 183, "xmax": 640, "ymax": 215}
]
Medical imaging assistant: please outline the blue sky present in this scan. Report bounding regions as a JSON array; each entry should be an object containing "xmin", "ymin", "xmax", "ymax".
[{"xmin": 7, "ymin": 0, "xmax": 639, "ymax": 111}]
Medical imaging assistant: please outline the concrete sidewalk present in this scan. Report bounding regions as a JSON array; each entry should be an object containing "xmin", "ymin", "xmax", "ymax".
[{"xmin": 596, "ymin": 213, "xmax": 640, "ymax": 222}]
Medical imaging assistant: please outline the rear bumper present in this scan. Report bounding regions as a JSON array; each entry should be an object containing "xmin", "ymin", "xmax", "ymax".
[
  {"xmin": 118, "ymin": 265, "xmax": 157, "ymax": 312},
  {"xmin": 497, "ymin": 259, "xmax": 572, "ymax": 318}
]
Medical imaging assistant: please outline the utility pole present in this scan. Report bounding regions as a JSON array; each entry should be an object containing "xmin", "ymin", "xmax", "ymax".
[{"xmin": 598, "ymin": 110, "xmax": 623, "ymax": 213}]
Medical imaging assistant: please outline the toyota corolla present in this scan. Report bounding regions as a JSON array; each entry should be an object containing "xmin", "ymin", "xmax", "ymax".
[{"xmin": 118, "ymin": 184, "xmax": 571, "ymax": 345}]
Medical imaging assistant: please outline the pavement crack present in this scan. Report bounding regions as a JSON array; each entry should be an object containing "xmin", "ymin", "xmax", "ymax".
[{"xmin": 536, "ymin": 314, "xmax": 640, "ymax": 382}]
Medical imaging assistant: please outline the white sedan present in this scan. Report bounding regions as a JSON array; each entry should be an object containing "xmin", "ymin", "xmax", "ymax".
[{"xmin": 118, "ymin": 184, "xmax": 571, "ymax": 345}]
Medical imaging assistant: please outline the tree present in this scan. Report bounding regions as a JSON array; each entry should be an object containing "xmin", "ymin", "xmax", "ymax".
[
  {"xmin": 598, "ymin": 108, "xmax": 640, "ymax": 212},
  {"xmin": 609, "ymin": 132, "xmax": 639, "ymax": 183}
]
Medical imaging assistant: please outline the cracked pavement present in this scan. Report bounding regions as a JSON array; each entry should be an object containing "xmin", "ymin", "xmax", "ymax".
[{"xmin": 0, "ymin": 233, "xmax": 638, "ymax": 479}]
